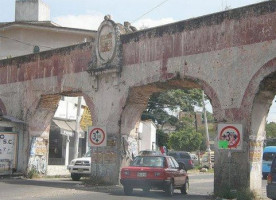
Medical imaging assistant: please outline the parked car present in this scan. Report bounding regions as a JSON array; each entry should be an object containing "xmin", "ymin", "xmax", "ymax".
[
  {"xmin": 190, "ymin": 153, "xmax": 199, "ymax": 166},
  {"xmin": 267, "ymin": 154, "xmax": 276, "ymax": 200},
  {"xmin": 201, "ymin": 151, "xmax": 215, "ymax": 169},
  {"xmin": 167, "ymin": 151, "xmax": 194, "ymax": 171},
  {"xmin": 120, "ymin": 155, "xmax": 189, "ymax": 196},
  {"xmin": 67, "ymin": 151, "xmax": 91, "ymax": 181},
  {"xmin": 263, "ymin": 146, "xmax": 276, "ymax": 179}
]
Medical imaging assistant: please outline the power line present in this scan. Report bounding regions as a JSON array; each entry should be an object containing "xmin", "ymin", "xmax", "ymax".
[
  {"xmin": 0, "ymin": 35, "xmax": 53, "ymax": 49},
  {"xmin": 131, "ymin": 0, "xmax": 170, "ymax": 23}
]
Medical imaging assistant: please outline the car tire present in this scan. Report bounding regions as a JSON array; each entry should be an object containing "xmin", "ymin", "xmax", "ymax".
[
  {"xmin": 71, "ymin": 173, "xmax": 81, "ymax": 181},
  {"xmin": 165, "ymin": 181, "xmax": 174, "ymax": 196},
  {"xmin": 123, "ymin": 186, "xmax": 133, "ymax": 195},
  {"xmin": 181, "ymin": 179, "xmax": 189, "ymax": 194}
]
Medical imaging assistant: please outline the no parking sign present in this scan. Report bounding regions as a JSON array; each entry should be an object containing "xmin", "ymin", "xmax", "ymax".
[
  {"xmin": 88, "ymin": 127, "xmax": 107, "ymax": 147},
  {"xmin": 218, "ymin": 124, "xmax": 243, "ymax": 150}
]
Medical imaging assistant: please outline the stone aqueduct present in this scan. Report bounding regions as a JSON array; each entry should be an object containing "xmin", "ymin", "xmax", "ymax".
[{"xmin": 0, "ymin": 1, "xmax": 276, "ymax": 194}]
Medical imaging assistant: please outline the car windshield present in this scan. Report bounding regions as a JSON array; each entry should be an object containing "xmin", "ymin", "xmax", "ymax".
[
  {"xmin": 263, "ymin": 152, "xmax": 276, "ymax": 161},
  {"xmin": 131, "ymin": 156, "xmax": 165, "ymax": 167}
]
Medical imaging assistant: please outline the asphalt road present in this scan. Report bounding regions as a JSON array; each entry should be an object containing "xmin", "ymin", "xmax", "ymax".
[{"xmin": 0, "ymin": 173, "xmax": 269, "ymax": 200}]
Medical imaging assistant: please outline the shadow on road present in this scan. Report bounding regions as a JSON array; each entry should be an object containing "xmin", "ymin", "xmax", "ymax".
[{"xmin": 0, "ymin": 177, "xmax": 213, "ymax": 199}]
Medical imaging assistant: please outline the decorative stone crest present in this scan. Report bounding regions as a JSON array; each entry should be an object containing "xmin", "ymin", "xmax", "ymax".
[{"xmin": 88, "ymin": 15, "xmax": 125, "ymax": 75}]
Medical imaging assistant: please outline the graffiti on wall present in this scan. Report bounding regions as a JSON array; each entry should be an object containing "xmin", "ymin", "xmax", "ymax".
[
  {"xmin": 0, "ymin": 133, "xmax": 17, "ymax": 174},
  {"xmin": 29, "ymin": 137, "xmax": 48, "ymax": 174},
  {"xmin": 249, "ymin": 135, "xmax": 264, "ymax": 163},
  {"xmin": 121, "ymin": 135, "xmax": 138, "ymax": 160}
]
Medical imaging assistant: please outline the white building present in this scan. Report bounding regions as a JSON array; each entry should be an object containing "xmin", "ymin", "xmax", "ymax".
[
  {"xmin": 0, "ymin": 0, "xmax": 96, "ymax": 60},
  {"xmin": 138, "ymin": 120, "xmax": 157, "ymax": 151}
]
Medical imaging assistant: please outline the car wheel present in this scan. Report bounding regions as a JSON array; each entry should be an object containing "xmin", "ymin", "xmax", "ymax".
[
  {"xmin": 123, "ymin": 186, "xmax": 133, "ymax": 195},
  {"xmin": 71, "ymin": 173, "xmax": 81, "ymax": 181},
  {"xmin": 165, "ymin": 181, "xmax": 174, "ymax": 196},
  {"xmin": 181, "ymin": 179, "xmax": 189, "ymax": 194}
]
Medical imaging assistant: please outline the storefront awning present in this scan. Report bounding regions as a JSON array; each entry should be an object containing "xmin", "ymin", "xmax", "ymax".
[{"xmin": 53, "ymin": 119, "xmax": 84, "ymax": 138}]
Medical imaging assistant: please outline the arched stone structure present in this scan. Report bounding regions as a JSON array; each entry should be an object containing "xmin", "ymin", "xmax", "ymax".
[{"xmin": 0, "ymin": 1, "xmax": 275, "ymax": 194}]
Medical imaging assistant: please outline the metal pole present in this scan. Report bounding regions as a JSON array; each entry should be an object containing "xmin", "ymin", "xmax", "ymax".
[
  {"xmin": 202, "ymin": 91, "xmax": 212, "ymax": 169},
  {"xmin": 73, "ymin": 96, "xmax": 82, "ymax": 159}
]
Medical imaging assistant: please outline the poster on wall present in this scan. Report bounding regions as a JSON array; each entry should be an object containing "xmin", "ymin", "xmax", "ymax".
[{"xmin": 0, "ymin": 132, "xmax": 17, "ymax": 174}]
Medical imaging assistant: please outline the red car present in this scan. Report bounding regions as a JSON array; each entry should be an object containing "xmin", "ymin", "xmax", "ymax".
[{"xmin": 120, "ymin": 155, "xmax": 189, "ymax": 196}]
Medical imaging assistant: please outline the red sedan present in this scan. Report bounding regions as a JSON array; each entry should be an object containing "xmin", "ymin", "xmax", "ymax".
[{"xmin": 120, "ymin": 155, "xmax": 189, "ymax": 196}]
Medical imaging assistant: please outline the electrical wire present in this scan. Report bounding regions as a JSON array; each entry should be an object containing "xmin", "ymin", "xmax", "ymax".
[
  {"xmin": 131, "ymin": 0, "xmax": 170, "ymax": 23},
  {"xmin": 0, "ymin": 34, "xmax": 53, "ymax": 49}
]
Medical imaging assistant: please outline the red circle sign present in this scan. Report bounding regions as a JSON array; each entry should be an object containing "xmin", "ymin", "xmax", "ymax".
[
  {"xmin": 89, "ymin": 128, "xmax": 105, "ymax": 145},
  {"xmin": 219, "ymin": 126, "xmax": 241, "ymax": 148}
]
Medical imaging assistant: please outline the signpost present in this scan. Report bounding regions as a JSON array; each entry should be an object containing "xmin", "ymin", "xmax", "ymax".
[
  {"xmin": 217, "ymin": 124, "xmax": 243, "ymax": 190},
  {"xmin": 88, "ymin": 127, "xmax": 106, "ymax": 179}
]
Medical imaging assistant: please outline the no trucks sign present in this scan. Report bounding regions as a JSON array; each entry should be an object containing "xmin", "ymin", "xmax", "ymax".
[{"xmin": 218, "ymin": 124, "xmax": 243, "ymax": 150}]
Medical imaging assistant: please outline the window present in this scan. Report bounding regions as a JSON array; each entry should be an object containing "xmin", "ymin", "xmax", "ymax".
[
  {"xmin": 131, "ymin": 156, "xmax": 165, "ymax": 167},
  {"xmin": 171, "ymin": 157, "xmax": 179, "ymax": 169},
  {"xmin": 263, "ymin": 152, "xmax": 276, "ymax": 161}
]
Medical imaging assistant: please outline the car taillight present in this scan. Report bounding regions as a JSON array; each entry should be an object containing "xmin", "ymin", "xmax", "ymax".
[
  {"xmin": 267, "ymin": 173, "xmax": 272, "ymax": 184},
  {"xmin": 189, "ymin": 160, "xmax": 193, "ymax": 165}
]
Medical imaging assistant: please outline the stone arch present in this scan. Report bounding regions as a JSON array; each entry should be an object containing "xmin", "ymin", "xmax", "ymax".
[
  {"xmin": 120, "ymin": 75, "xmax": 221, "ymax": 164},
  {"xmin": 0, "ymin": 98, "xmax": 7, "ymax": 115},
  {"xmin": 241, "ymin": 57, "xmax": 276, "ymax": 193}
]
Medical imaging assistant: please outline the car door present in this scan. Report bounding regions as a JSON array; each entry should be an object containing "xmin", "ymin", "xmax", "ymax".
[
  {"xmin": 166, "ymin": 157, "xmax": 177, "ymax": 182},
  {"xmin": 171, "ymin": 156, "xmax": 187, "ymax": 186}
]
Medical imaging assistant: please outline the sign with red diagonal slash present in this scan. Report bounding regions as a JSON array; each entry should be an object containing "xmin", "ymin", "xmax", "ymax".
[
  {"xmin": 88, "ymin": 127, "xmax": 106, "ymax": 147},
  {"xmin": 218, "ymin": 124, "xmax": 242, "ymax": 150}
]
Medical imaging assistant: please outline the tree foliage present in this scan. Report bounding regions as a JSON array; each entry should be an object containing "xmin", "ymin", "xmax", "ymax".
[
  {"xmin": 168, "ymin": 117, "xmax": 203, "ymax": 151},
  {"xmin": 266, "ymin": 122, "xmax": 276, "ymax": 138},
  {"xmin": 142, "ymin": 89, "xmax": 204, "ymax": 125},
  {"xmin": 156, "ymin": 129, "xmax": 169, "ymax": 147}
]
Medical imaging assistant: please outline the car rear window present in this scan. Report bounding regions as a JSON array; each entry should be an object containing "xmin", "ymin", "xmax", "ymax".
[
  {"xmin": 179, "ymin": 152, "xmax": 191, "ymax": 159},
  {"xmin": 131, "ymin": 156, "xmax": 165, "ymax": 167},
  {"xmin": 263, "ymin": 152, "xmax": 276, "ymax": 161}
]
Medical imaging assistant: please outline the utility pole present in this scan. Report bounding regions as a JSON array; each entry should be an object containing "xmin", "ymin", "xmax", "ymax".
[
  {"xmin": 73, "ymin": 96, "xmax": 82, "ymax": 159},
  {"xmin": 202, "ymin": 90, "xmax": 212, "ymax": 169}
]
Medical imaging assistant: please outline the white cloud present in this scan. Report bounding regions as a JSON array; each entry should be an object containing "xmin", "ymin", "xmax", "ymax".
[
  {"xmin": 53, "ymin": 13, "xmax": 104, "ymax": 30},
  {"xmin": 133, "ymin": 17, "xmax": 175, "ymax": 29},
  {"xmin": 53, "ymin": 12, "xmax": 175, "ymax": 31}
]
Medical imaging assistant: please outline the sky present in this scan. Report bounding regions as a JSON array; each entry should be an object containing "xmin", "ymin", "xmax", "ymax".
[{"xmin": 0, "ymin": 0, "xmax": 275, "ymax": 122}]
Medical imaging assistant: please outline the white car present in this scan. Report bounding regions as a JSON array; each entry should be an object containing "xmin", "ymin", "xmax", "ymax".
[{"xmin": 67, "ymin": 151, "xmax": 91, "ymax": 181}]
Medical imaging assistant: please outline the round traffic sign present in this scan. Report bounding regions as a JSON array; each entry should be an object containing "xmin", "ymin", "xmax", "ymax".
[
  {"xmin": 219, "ymin": 126, "xmax": 241, "ymax": 148},
  {"xmin": 89, "ymin": 128, "xmax": 106, "ymax": 146}
]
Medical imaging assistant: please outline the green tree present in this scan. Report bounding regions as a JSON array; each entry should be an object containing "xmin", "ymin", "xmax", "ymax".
[
  {"xmin": 265, "ymin": 122, "xmax": 276, "ymax": 146},
  {"xmin": 156, "ymin": 129, "xmax": 169, "ymax": 147},
  {"xmin": 142, "ymin": 89, "xmax": 204, "ymax": 126},
  {"xmin": 266, "ymin": 122, "xmax": 276, "ymax": 138},
  {"xmin": 168, "ymin": 117, "xmax": 203, "ymax": 151}
]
